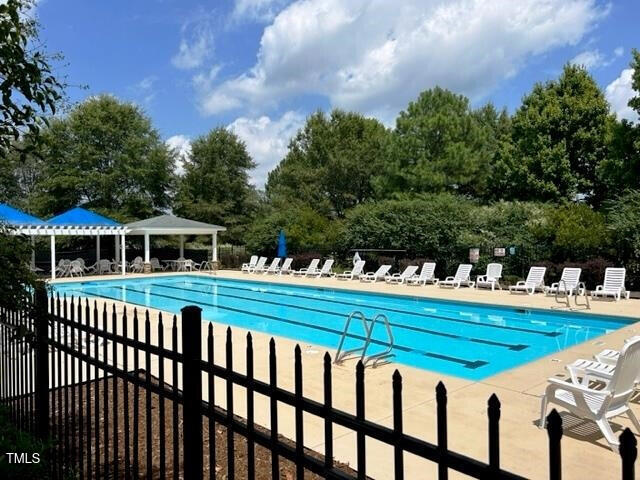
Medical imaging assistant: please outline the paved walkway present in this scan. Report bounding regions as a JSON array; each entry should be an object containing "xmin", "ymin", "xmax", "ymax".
[{"xmin": 50, "ymin": 270, "xmax": 640, "ymax": 479}]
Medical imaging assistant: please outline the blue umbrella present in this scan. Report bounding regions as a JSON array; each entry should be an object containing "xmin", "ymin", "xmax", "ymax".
[{"xmin": 277, "ymin": 230, "xmax": 287, "ymax": 258}]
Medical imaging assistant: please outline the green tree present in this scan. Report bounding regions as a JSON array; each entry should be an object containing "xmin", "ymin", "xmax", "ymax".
[
  {"xmin": 502, "ymin": 64, "xmax": 610, "ymax": 202},
  {"xmin": 266, "ymin": 109, "xmax": 390, "ymax": 217},
  {"xmin": 28, "ymin": 95, "xmax": 175, "ymax": 221},
  {"xmin": 596, "ymin": 49, "xmax": 640, "ymax": 198},
  {"xmin": 174, "ymin": 127, "xmax": 257, "ymax": 244},
  {"xmin": 606, "ymin": 190, "xmax": 640, "ymax": 289},
  {"xmin": 381, "ymin": 88, "xmax": 496, "ymax": 198},
  {"xmin": 0, "ymin": 0, "xmax": 62, "ymax": 159}
]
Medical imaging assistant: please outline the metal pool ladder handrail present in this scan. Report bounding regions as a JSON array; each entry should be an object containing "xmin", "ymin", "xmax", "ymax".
[{"xmin": 334, "ymin": 311, "xmax": 395, "ymax": 367}]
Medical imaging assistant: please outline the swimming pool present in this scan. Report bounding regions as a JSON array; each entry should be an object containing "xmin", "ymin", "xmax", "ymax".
[{"xmin": 52, "ymin": 275, "xmax": 635, "ymax": 380}]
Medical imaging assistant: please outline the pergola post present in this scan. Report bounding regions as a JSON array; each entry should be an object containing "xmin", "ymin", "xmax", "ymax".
[
  {"xmin": 179, "ymin": 235, "xmax": 184, "ymax": 258},
  {"xmin": 144, "ymin": 233, "xmax": 150, "ymax": 264},
  {"xmin": 96, "ymin": 234, "xmax": 101, "ymax": 263},
  {"xmin": 115, "ymin": 234, "xmax": 121, "ymax": 263},
  {"xmin": 31, "ymin": 235, "xmax": 36, "ymax": 269},
  {"xmin": 212, "ymin": 232, "xmax": 218, "ymax": 262},
  {"xmin": 50, "ymin": 235, "xmax": 56, "ymax": 280},
  {"xmin": 121, "ymin": 234, "xmax": 126, "ymax": 275}
]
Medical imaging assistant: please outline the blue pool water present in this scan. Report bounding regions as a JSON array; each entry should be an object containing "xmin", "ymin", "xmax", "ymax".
[{"xmin": 51, "ymin": 275, "xmax": 635, "ymax": 380}]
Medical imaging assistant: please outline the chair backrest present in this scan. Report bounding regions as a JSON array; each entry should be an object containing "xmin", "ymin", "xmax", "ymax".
[
  {"xmin": 419, "ymin": 262, "xmax": 436, "ymax": 280},
  {"xmin": 248, "ymin": 255, "xmax": 258, "ymax": 266},
  {"xmin": 603, "ymin": 267, "xmax": 626, "ymax": 291},
  {"xmin": 559, "ymin": 267, "xmax": 581, "ymax": 289},
  {"xmin": 454, "ymin": 264, "xmax": 472, "ymax": 281},
  {"xmin": 76, "ymin": 258, "xmax": 86, "ymax": 267},
  {"xmin": 352, "ymin": 260, "xmax": 366, "ymax": 275},
  {"xmin": 133, "ymin": 256, "xmax": 143, "ymax": 264},
  {"xmin": 254, "ymin": 257, "xmax": 267, "ymax": 269},
  {"xmin": 70, "ymin": 260, "xmax": 83, "ymax": 273},
  {"xmin": 151, "ymin": 258, "xmax": 161, "ymax": 267},
  {"xmin": 100, "ymin": 259, "xmax": 111, "ymax": 268},
  {"xmin": 320, "ymin": 259, "xmax": 334, "ymax": 273},
  {"xmin": 306, "ymin": 258, "xmax": 320, "ymax": 272},
  {"xmin": 281, "ymin": 258, "xmax": 293, "ymax": 271},
  {"xmin": 268, "ymin": 257, "xmax": 281, "ymax": 270},
  {"xmin": 525, "ymin": 266, "xmax": 546, "ymax": 286},
  {"xmin": 486, "ymin": 263, "xmax": 502, "ymax": 280},
  {"xmin": 401, "ymin": 265, "xmax": 419, "ymax": 279},
  {"xmin": 609, "ymin": 337, "xmax": 640, "ymax": 409},
  {"xmin": 375, "ymin": 265, "xmax": 392, "ymax": 277}
]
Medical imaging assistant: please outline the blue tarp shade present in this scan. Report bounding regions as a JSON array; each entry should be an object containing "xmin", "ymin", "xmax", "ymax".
[
  {"xmin": 277, "ymin": 230, "xmax": 287, "ymax": 258},
  {"xmin": 0, "ymin": 203, "xmax": 45, "ymax": 225},
  {"xmin": 47, "ymin": 207, "xmax": 121, "ymax": 226}
]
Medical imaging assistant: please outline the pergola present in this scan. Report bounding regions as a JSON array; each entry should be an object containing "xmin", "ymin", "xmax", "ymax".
[
  {"xmin": 125, "ymin": 214, "xmax": 226, "ymax": 265},
  {"xmin": 1, "ymin": 204, "xmax": 130, "ymax": 279}
]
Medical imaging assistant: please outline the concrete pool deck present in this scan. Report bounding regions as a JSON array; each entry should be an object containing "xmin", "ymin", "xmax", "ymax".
[{"xmin": 49, "ymin": 270, "xmax": 640, "ymax": 479}]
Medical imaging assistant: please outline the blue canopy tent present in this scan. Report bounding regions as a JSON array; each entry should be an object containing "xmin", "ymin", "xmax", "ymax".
[
  {"xmin": 277, "ymin": 230, "xmax": 287, "ymax": 258},
  {"xmin": 0, "ymin": 203, "xmax": 46, "ymax": 269}
]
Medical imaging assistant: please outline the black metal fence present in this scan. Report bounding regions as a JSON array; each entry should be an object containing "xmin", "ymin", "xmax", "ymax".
[{"xmin": 0, "ymin": 284, "xmax": 638, "ymax": 479}]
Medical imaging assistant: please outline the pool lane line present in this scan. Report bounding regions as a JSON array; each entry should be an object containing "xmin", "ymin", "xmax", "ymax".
[
  {"xmin": 59, "ymin": 286, "xmax": 489, "ymax": 370},
  {"xmin": 148, "ymin": 282, "xmax": 528, "ymax": 352},
  {"xmin": 183, "ymin": 279, "xmax": 562, "ymax": 338}
]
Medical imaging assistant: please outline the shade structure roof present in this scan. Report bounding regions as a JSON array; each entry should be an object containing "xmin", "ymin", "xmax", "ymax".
[
  {"xmin": 126, "ymin": 214, "xmax": 226, "ymax": 235},
  {"xmin": 0, "ymin": 203, "xmax": 45, "ymax": 226},
  {"xmin": 47, "ymin": 207, "xmax": 121, "ymax": 226}
]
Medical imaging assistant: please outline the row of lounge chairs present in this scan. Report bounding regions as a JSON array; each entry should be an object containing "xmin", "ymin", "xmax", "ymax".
[
  {"xmin": 240, "ymin": 256, "xmax": 631, "ymax": 300},
  {"xmin": 541, "ymin": 336, "xmax": 640, "ymax": 451}
]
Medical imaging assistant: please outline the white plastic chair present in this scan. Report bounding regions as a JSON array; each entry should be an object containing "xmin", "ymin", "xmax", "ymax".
[
  {"xmin": 386, "ymin": 265, "xmax": 419, "ymax": 284},
  {"xmin": 278, "ymin": 258, "xmax": 293, "ymax": 275},
  {"xmin": 439, "ymin": 264, "xmax": 474, "ymax": 289},
  {"xmin": 292, "ymin": 259, "xmax": 320, "ymax": 277},
  {"xmin": 540, "ymin": 337, "xmax": 640, "ymax": 451},
  {"xmin": 509, "ymin": 267, "xmax": 546, "ymax": 295},
  {"xmin": 335, "ymin": 260, "xmax": 366, "ymax": 281},
  {"xmin": 360, "ymin": 265, "xmax": 391, "ymax": 283},
  {"xmin": 591, "ymin": 268, "xmax": 630, "ymax": 301},
  {"xmin": 246, "ymin": 256, "xmax": 267, "ymax": 273},
  {"xmin": 406, "ymin": 262, "xmax": 438, "ymax": 286},
  {"xmin": 475, "ymin": 263, "xmax": 503, "ymax": 291},
  {"xmin": 307, "ymin": 259, "xmax": 334, "ymax": 278},
  {"xmin": 545, "ymin": 267, "xmax": 583, "ymax": 297},
  {"xmin": 263, "ymin": 257, "xmax": 282, "ymax": 274},
  {"xmin": 242, "ymin": 255, "xmax": 259, "ymax": 272}
]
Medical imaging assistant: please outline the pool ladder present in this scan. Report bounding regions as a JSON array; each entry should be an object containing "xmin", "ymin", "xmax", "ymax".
[
  {"xmin": 553, "ymin": 279, "xmax": 591, "ymax": 310},
  {"xmin": 334, "ymin": 311, "xmax": 394, "ymax": 368}
]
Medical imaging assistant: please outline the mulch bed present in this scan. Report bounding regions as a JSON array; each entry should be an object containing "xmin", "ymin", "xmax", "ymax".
[{"xmin": 47, "ymin": 372, "xmax": 360, "ymax": 479}]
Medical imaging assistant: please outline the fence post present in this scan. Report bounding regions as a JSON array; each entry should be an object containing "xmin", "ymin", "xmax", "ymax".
[
  {"xmin": 181, "ymin": 306, "xmax": 203, "ymax": 480},
  {"xmin": 34, "ymin": 282, "xmax": 49, "ymax": 440},
  {"xmin": 487, "ymin": 393, "xmax": 500, "ymax": 471},
  {"xmin": 620, "ymin": 428, "xmax": 637, "ymax": 480},
  {"xmin": 546, "ymin": 409, "xmax": 563, "ymax": 480}
]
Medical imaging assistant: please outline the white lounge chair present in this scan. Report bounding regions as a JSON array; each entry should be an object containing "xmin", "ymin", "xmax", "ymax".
[
  {"xmin": 246, "ymin": 256, "xmax": 267, "ymax": 273},
  {"xmin": 540, "ymin": 337, "xmax": 640, "ymax": 451},
  {"xmin": 69, "ymin": 260, "xmax": 85, "ymax": 277},
  {"xmin": 278, "ymin": 258, "xmax": 293, "ymax": 275},
  {"xmin": 360, "ymin": 265, "xmax": 391, "ymax": 283},
  {"xmin": 475, "ymin": 263, "xmax": 503, "ymax": 291},
  {"xmin": 335, "ymin": 260, "xmax": 366, "ymax": 280},
  {"xmin": 386, "ymin": 265, "xmax": 419, "ymax": 284},
  {"xmin": 509, "ymin": 267, "xmax": 546, "ymax": 295},
  {"xmin": 129, "ymin": 257, "xmax": 144, "ymax": 273},
  {"xmin": 242, "ymin": 255, "xmax": 259, "ymax": 272},
  {"xmin": 259, "ymin": 257, "xmax": 280, "ymax": 274},
  {"xmin": 591, "ymin": 268, "xmax": 630, "ymax": 301},
  {"xmin": 263, "ymin": 257, "xmax": 282, "ymax": 274},
  {"xmin": 292, "ymin": 259, "xmax": 320, "ymax": 277},
  {"xmin": 307, "ymin": 259, "xmax": 334, "ymax": 278},
  {"xmin": 406, "ymin": 262, "xmax": 438, "ymax": 286},
  {"xmin": 545, "ymin": 267, "xmax": 583, "ymax": 297},
  {"xmin": 439, "ymin": 264, "xmax": 474, "ymax": 289},
  {"xmin": 593, "ymin": 336, "xmax": 640, "ymax": 366}
]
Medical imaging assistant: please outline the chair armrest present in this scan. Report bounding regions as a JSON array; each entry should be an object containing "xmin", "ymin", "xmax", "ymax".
[
  {"xmin": 444, "ymin": 276, "xmax": 454, "ymax": 282},
  {"xmin": 547, "ymin": 377, "xmax": 611, "ymax": 396}
]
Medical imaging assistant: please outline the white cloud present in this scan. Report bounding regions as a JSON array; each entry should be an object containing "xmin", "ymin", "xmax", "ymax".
[
  {"xmin": 166, "ymin": 135, "xmax": 192, "ymax": 175},
  {"xmin": 172, "ymin": 23, "xmax": 213, "ymax": 70},
  {"xmin": 570, "ymin": 46, "xmax": 625, "ymax": 70},
  {"xmin": 232, "ymin": 0, "xmax": 290, "ymax": 22},
  {"xmin": 130, "ymin": 75, "xmax": 158, "ymax": 105},
  {"xmin": 570, "ymin": 49, "xmax": 605, "ymax": 69},
  {"xmin": 197, "ymin": 0, "xmax": 607, "ymax": 119},
  {"xmin": 227, "ymin": 111, "xmax": 305, "ymax": 186},
  {"xmin": 605, "ymin": 68, "xmax": 638, "ymax": 123}
]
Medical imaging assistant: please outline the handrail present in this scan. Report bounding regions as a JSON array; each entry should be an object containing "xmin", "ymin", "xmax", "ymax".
[
  {"xmin": 334, "ymin": 311, "xmax": 395, "ymax": 367},
  {"xmin": 334, "ymin": 311, "xmax": 369, "ymax": 364},
  {"xmin": 361, "ymin": 313, "xmax": 394, "ymax": 367},
  {"xmin": 574, "ymin": 281, "xmax": 591, "ymax": 310},
  {"xmin": 554, "ymin": 279, "xmax": 571, "ymax": 308}
]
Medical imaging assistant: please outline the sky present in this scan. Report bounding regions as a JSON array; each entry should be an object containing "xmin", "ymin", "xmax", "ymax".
[{"xmin": 35, "ymin": 0, "xmax": 640, "ymax": 187}]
